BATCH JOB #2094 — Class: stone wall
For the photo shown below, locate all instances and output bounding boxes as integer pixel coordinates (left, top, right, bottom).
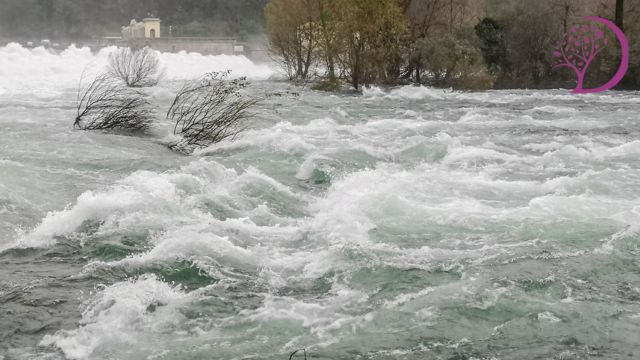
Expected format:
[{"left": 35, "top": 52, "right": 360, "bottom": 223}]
[{"left": 126, "top": 37, "right": 237, "bottom": 55}]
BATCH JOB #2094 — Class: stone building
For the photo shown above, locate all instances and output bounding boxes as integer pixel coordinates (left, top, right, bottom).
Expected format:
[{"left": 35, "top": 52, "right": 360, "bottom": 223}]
[{"left": 122, "top": 18, "right": 160, "bottom": 40}]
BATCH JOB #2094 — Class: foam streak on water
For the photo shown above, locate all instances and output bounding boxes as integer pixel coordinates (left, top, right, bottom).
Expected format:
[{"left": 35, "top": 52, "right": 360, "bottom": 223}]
[{"left": 1, "top": 44, "right": 640, "bottom": 359}]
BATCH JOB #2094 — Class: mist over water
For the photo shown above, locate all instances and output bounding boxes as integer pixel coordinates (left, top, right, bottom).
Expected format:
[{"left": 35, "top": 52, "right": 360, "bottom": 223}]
[
  {"left": 0, "top": 43, "right": 274, "bottom": 94},
  {"left": 1, "top": 44, "right": 640, "bottom": 359}
]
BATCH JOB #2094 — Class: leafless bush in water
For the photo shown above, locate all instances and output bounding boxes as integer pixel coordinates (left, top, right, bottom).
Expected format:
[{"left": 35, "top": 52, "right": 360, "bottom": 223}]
[
  {"left": 74, "top": 73, "right": 153, "bottom": 131},
  {"left": 107, "top": 47, "right": 162, "bottom": 87},
  {"left": 167, "top": 71, "right": 259, "bottom": 153}
]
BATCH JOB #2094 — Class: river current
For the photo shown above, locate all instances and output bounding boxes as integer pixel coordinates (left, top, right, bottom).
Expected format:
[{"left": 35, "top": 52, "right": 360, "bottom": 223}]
[{"left": 1, "top": 44, "right": 639, "bottom": 359}]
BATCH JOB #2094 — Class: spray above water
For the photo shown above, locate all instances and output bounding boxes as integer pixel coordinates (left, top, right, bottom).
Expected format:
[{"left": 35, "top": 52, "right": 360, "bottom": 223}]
[{"left": 0, "top": 43, "right": 275, "bottom": 94}]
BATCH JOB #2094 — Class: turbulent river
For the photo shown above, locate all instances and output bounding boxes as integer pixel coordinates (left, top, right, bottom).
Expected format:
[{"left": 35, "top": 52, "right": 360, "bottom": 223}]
[{"left": 1, "top": 44, "right": 640, "bottom": 359}]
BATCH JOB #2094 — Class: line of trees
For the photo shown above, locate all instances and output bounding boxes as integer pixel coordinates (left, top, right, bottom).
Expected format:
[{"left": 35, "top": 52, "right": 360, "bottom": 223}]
[{"left": 265, "top": 0, "right": 640, "bottom": 90}]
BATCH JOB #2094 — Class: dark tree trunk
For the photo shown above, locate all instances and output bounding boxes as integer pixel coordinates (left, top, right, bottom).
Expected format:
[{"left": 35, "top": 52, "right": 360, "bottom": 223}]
[
  {"left": 563, "top": 3, "right": 570, "bottom": 33},
  {"left": 615, "top": 0, "right": 624, "bottom": 31},
  {"left": 352, "top": 49, "right": 360, "bottom": 90},
  {"left": 614, "top": 0, "right": 625, "bottom": 88},
  {"left": 352, "top": 60, "right": 360, "bottom": 90}
]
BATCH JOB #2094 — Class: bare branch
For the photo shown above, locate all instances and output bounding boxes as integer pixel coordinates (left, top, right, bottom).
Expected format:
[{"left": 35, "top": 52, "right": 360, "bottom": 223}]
[
  {"left": 107, "top": 47, "right": 163, "bottom": 88},
  {"left": 167, "top": 71, "right": 259, "bottom": 153},
  {"left": 75, "top": 73, "right": 154, "bottom": 131}
]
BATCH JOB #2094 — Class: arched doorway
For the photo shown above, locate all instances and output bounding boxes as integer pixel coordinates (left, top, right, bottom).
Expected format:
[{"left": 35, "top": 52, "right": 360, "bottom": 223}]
[{"left": 150, "top": 29, "right": 156, "bottom": 38}]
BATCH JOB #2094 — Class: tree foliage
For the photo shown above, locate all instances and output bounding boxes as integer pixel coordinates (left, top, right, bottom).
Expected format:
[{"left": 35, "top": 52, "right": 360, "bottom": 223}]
[
  {"left": 264, "top": 0, "right": 320, "bottom": 80},
  {"left": 264, "top": 0, "right": 640, "bottom": 90},
  {"left": 415, "top": 32, "right": 493, "bottom": 89},
  {"left": 265, "top": 0, "right": 407, "bottom": 89},
  {"left": 333, "top": 0, "right": 408, "bottom": 89},
  {"left": 475, "top": 18, "right": 508, "bottom": 75}
]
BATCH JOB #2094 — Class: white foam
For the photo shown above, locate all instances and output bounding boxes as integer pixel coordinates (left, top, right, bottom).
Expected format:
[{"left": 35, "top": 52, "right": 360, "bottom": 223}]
[
  {"left": 527, "top": 105, "right": 578, "bottom": 114},
  {"left": 12, "top": 170, "right": 190, "bottom": 248},
  {"left": 537, "top": 311, "right": 562, "bottom": 323},
  {"left": 361, "top": 84, "right": 640, "bottom": 105},
  {"left": 363, "top": 85, "right": 446, "bottom": 100},
  {"left": 0, "top": 43, "right": 275, "bottom": 94},
  {"left": 239, "top": 287, "right": 369, "bottom": 338},
  {"left": 92, "top": 225, "right": 261, "bottom": 277},
  {"left": 11, "top": 159, "right": 302, "bottom": 250},
  {"left": 40, "top": 275, "right": 190, "bottom": 359}
]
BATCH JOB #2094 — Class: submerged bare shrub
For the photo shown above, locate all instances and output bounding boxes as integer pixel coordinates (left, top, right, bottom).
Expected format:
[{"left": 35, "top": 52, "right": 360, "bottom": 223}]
[
  {"left": 107, "top": 47, "right": 162, "bottom": 87},
  {"left": 167, "top": 71, "right": 258, "bottom": 153},
  {"left": 74, "top": 73, "right": 153, "bottom": 131}
]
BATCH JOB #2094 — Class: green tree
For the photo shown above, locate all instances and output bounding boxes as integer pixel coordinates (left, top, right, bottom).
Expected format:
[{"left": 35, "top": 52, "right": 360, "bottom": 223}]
[
  {"left": 474, "top": 18, "right": 508, "bottom": 75},
  {"left": 333, "top": 0, "right": 407, "bottom": 89},
  {"left": 264, "top": 0, "right": 320, "bottom": 80},
  {"left": 415, "top": 31, "right": 492, "bottom": 89},
  {"left": 316, "top": 0, "right": 341, "bottom": 80}
]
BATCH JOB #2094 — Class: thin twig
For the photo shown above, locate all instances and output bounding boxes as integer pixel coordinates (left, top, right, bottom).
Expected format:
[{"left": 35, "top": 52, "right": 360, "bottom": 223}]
[{"left": 289, "top": 349, "right": 307, "bottom": 360}]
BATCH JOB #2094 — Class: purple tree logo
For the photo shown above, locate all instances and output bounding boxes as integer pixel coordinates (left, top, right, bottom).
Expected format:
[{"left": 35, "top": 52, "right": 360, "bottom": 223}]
[{"left": 552, "top": 16, "right": 629, "bottom": 94}]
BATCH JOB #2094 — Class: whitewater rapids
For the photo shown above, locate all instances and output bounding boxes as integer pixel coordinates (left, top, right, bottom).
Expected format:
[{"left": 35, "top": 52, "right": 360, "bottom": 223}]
[{"left": 1, "top": 44, "right": 639, "bottom": 359}]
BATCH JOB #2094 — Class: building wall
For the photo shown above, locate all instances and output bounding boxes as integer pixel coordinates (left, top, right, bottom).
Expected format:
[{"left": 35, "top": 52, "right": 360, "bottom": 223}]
[
  {"left": 125, "top": 38, "right": 237, "bottom": 56},
  {"left": 122, "top": 21, "right": 145, "bottom": 40},
  {"left": 143, "top": 19, "right": 161, "bottom": 39}
]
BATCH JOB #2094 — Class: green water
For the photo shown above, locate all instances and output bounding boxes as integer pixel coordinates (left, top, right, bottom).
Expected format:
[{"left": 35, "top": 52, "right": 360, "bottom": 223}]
[{"left": 1, "top": 76, "right": 640, "bottom": 359}]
